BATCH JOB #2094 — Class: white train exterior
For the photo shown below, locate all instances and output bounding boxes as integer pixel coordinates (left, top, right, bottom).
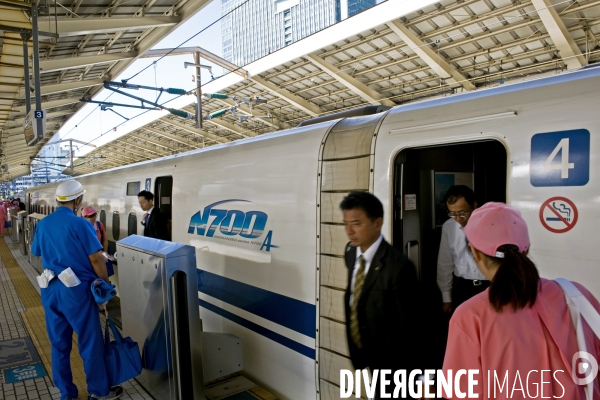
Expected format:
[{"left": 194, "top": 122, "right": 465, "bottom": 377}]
[{"left": 27, "top": 65, "right": 600, "bottom": 400}]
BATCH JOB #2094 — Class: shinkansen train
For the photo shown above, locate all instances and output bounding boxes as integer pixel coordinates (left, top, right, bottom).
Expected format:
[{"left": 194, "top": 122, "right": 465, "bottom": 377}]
[{"left": 27, "top": 65, "right": 600, "bottom": 399}]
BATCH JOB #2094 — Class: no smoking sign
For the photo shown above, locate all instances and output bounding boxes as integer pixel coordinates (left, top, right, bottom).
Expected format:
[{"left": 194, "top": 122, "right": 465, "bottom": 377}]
[{"left": 539, "top": 197, "right": 578, "bottom": 233}]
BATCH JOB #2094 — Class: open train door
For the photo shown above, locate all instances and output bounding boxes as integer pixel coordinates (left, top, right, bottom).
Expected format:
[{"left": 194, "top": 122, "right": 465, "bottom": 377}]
[
  {"left": 155, "top": 176, "right": 173, "bottom": 241},
  {"left": 392, "top": 139, "right": 507, "bottom": 369}
]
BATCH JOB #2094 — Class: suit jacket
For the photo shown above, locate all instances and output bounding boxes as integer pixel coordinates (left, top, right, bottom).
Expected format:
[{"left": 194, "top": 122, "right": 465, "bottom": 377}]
[
  {"left": 144, "top": 207, "right": 169, "bottom": 240},
  {"left": 344, "top": 238, "right": 420, "bottom": 372}
]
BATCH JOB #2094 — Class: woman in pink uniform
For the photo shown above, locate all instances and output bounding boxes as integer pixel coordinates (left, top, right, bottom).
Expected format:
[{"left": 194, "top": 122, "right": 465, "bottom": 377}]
[{"left": 443, "top": 202, "right": 600, "bottom": 399}]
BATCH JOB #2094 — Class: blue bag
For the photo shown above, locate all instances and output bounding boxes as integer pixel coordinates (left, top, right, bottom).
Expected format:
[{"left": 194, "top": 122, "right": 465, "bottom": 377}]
[{"left": 104, "top": 316, "right": 142, "bottom": 386}]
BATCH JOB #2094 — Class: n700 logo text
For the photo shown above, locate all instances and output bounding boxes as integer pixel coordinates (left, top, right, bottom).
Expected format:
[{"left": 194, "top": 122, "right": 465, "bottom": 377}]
[{"left": 188, "top": 199, "right": 277, "bottom": 251}]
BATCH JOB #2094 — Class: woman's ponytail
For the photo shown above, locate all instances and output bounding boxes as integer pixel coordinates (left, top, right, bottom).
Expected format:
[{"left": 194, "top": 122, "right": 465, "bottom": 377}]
[{"left": 488, "top": 244, "right": 540, "bottom": 312}]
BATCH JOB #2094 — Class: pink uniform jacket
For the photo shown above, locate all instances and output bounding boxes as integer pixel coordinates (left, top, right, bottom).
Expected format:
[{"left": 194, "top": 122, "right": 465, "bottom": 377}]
[{"left": 443, "top": 278, "right": 600, "bottom": 399}]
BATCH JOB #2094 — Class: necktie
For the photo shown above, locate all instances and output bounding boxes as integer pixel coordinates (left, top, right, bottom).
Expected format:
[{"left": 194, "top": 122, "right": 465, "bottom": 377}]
[
  {"left": 350, "top": 255, "right": 366, "bottom": 348},
  {"left": 143, "top": 213, "right": 149, "bottom": 226}
]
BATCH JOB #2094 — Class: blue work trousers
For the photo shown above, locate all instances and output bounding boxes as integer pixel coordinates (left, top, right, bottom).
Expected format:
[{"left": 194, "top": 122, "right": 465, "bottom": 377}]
[{"left": 41, "top": 278, "right": 109, "bottom": 399}]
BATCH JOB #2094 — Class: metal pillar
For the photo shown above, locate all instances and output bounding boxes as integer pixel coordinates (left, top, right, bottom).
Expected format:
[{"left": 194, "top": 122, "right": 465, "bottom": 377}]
[
  {"left": 194, "top": 52, "right": 202, "bottom": 129},
  {"left": 20, "top": 33, "right": 31, "bottom": 115},
  {"left": 32, "top": 4, "right": 43, "bottom": 140}
]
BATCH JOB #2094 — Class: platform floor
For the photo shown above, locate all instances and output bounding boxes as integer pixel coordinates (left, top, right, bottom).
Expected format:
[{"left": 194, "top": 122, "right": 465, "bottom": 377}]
[{"left": 0, "top": 235, "right": 152, "bottom": 400}]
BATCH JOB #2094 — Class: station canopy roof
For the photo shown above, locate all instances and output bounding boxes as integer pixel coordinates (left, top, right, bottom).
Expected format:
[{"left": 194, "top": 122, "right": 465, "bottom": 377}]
[{"left": 2, "top": 0, "right": 600, "bottom": 178}]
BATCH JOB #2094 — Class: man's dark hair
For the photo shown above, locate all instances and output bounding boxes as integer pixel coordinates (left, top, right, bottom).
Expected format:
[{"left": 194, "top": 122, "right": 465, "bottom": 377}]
[
  {"left": 444, "top": 185, "right": 476, "bottom": 207},
  {"left": 339, "top": 191, "right": 384, "bottom": 220},
  {"left": 137, "top": 190, "right": 154, "bottom": 201}
]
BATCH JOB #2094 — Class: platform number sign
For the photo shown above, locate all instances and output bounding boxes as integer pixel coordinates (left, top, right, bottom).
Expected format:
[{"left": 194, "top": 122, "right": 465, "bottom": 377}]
[
  {"left": 530, "top": 129, "right": 590, "bottom": 187},
  {"left": 34, "top": 110, "right": 44, "bottom": 119}
]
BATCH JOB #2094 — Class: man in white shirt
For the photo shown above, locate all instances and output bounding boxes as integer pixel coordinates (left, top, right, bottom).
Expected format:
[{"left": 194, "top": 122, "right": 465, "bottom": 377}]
[{"left": 437, "top": 185, "right": 489, "bottom": 315}]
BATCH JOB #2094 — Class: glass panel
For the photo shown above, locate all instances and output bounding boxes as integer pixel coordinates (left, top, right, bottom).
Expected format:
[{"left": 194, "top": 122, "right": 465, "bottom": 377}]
[{"left": 126, "top": 182, "right": 141, "bottom": 196}]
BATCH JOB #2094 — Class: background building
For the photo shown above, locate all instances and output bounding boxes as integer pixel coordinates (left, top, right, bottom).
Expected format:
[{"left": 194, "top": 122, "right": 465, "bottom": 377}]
[{"left": 222, "top": 0, "right": 376, "bottom": 66}]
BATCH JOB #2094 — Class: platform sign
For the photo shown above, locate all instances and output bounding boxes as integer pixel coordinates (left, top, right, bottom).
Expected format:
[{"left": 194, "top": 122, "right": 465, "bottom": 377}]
[
  {"left": 530, "top": 129, "right": 590, "bottom": 187},
  {"left": 539, "top": 197, "right": 578, "bottom": 233},
  {"left": 3, "top": 363, "right": 46, "bottom": 383}
]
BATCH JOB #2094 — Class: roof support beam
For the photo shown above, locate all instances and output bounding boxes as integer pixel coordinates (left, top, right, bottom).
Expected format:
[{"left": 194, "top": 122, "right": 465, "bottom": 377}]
[
  {"left": 106, "top": 145, "right": 148, "bottom": 161},
  {"left": 184, "top": 105, "right": 255, "bottom": 138},
  {"left": 93, "top": 151, "right": 135, "bottom": 164},
  {"left": 387, "top": 20, "right": 476, "bottom": 91},
  {"left": 530, "top": 0, "right": 586, "bottom": 69},
  {"left": 121, "top": 139, "right": 170, "bottom": 157},
  {"left": 39, "top": 52, "right": 137, "bottom": 73},
  {"left": 13, "top": 97, "right": 80, "bottom": 113},
  {"left": 5, "top": 110, "right": 72, "bottom": 128},
  {"left": 205, "top": 119, "right": 253, "bottom": 138},
  {"left": 129, "top": 133, "right": 178, "bottom": 151},
  {"left": 142, "top": 126, "right": 200, "bottom": 149},
  {"left": 305, "top": 53, "right": 396, "bottom": 107},
  {"left": 250, "top": 75, "right": 322, "bottom": 116},
  {"left": 215, "top": 98, "right": 285, "bottom": 130},
  {"left": 40, "top": 80, "right": 103, "bottom": 96},
  {"left": 162, "top": 118, "right": 229, "bottom": 144},
  {"left": 56, "top": 16, "right": 180, "bottom": 37}
]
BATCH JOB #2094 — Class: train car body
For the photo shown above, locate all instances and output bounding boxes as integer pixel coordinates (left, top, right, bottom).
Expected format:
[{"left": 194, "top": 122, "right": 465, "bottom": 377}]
[{"left": 28, "top": 65, "right": 600, "bottom": 400}]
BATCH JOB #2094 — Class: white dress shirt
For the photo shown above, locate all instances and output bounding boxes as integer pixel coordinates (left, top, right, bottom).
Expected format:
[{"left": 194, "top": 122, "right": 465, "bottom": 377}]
[
  {"left": 437, "top": 218, "right": 486, "bottom": 303},
  {"left": 349, "top": 235, "right": 383, "bottom": 306}
]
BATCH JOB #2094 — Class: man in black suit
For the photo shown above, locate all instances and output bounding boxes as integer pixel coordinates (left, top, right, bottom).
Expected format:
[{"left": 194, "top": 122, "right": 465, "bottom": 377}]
[
  {"left": 138, "top": 190, "right": 169, "bottom": 240},
  {"left": 341, "top": 191, "right": 420, "bottom": 398}
]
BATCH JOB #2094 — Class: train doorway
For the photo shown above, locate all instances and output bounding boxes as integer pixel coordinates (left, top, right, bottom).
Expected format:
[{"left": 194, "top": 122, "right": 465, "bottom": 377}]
[
  {"left": 155, "top": 176, "right": 173, "bottom": 241},
  {"left": 392, "top": 139, "right": 507, "bottom": 368}
]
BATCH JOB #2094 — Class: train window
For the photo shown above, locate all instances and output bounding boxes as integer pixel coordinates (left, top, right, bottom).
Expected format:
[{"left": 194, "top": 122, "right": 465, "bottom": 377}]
[
  {"left": 112, "top": 211, "right": 120, "bottom": 241},
  {"left": 126, "top": 182, "right": 141, "bottom": 196},
  {"left": 99, "top": 210, "right": 106, "bottom": 226},
  {"left": 128, "top": 212, "right": 137, "bottom": 236}
]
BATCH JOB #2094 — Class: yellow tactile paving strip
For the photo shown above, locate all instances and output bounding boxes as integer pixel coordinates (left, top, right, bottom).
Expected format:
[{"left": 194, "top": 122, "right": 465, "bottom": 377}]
[{"left": 0, "top": 239, "right": 89, "bottom": 399}]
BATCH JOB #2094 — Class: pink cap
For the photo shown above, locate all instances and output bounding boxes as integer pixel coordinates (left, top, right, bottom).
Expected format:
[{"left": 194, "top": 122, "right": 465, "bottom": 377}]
[
  {"left": 82, "top": 205, "right": 97, "bottom": 217},
  {"left": 463, "top": 202, "right": 530, "bottom": 258}
]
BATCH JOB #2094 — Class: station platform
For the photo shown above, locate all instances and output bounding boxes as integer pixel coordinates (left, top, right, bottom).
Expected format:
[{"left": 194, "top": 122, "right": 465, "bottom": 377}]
[{"left": 0, "top": 236, "right": 151, "bottom": 400}]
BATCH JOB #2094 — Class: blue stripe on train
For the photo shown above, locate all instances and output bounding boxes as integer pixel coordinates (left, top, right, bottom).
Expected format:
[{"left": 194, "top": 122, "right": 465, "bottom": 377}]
[
  {"left": 197, "top": 270, "right": 316, "bottom": 338},
  {"left": 199, "top": 299, "right": 316, "bottom": 359}
]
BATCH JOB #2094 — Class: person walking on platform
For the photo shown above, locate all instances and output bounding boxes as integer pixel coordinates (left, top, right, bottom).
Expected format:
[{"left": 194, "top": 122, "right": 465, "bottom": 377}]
[
  {"left": 340, "top": 191, "right": 421, "bottom": 398},
  {"left": 137, "top": 190, "right": 169, "bottom": 240},
  {"left": 31, "top": 180, "right": 122, "bottom": 400},
  {"left": 437, "top": 185, "right": 489, "bottom": 315},
  {"left": 443, "top": 202, "right": 600, "bottom": 399}
]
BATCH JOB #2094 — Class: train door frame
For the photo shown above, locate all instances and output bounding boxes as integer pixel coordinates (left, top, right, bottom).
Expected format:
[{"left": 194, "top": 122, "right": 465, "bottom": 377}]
[
  {"left": 154, "top": 176, "right": 173, "bottom": 241},
  {"left": 390, "top": 138, "right": 508, "bottom": 369}
]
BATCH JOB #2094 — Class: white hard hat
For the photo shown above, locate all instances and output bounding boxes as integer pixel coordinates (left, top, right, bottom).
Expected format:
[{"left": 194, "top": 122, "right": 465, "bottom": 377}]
[{"left": 56, "top": 180, "right": 85, "bottom": 202}]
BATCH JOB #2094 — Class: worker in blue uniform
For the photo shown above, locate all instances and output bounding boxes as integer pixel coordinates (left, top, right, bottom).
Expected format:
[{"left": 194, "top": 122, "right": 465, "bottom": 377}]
[{"left": 31, "top": 180, "right": 123, "bottom": 400}]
